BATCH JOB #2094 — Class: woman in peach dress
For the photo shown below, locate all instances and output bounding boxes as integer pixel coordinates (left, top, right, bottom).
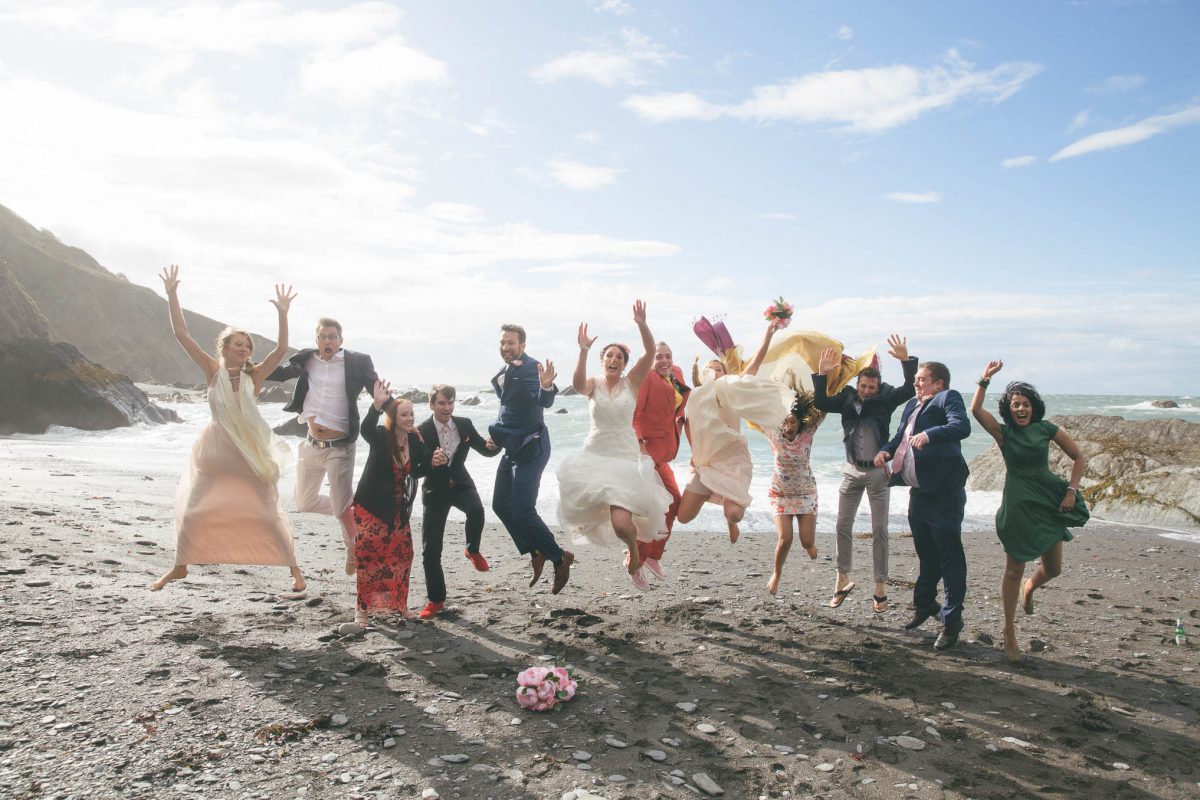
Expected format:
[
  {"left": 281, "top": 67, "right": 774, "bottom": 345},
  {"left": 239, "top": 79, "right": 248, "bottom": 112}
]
[{"left": 150, "top": 264, "right": 304, "bottom": 592}]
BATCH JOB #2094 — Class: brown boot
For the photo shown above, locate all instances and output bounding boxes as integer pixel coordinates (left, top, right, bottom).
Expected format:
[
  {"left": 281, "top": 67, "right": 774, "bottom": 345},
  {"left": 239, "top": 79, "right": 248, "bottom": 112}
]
[
  {"left": 551, "top": 551, "right": 575, "bottom": 595},
  {"left": 529, "top": 551, "right": 546, "bottom": 588}
]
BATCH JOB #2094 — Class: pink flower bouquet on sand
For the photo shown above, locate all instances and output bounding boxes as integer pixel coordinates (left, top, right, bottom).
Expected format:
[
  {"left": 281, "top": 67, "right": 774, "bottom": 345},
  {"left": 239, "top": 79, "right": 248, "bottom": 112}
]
[
  {"left": 763, "top": 296, "right": 794, "bottom": 328},
  {"left": 515, "top": 666, "right": 578, "bottom": 712}
]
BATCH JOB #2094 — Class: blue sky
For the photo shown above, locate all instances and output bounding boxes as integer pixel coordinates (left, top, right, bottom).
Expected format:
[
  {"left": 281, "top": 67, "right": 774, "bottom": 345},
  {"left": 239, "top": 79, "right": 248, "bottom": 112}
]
[{"left": 1, "top": 1, "right": 1197, "bottom": 393}]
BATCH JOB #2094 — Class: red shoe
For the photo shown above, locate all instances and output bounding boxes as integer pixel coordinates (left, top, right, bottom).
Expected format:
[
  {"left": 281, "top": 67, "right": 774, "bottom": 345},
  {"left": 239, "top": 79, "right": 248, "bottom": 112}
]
[
  {"left": 418, "top": 601, "right": 444, "bottom": 620},
  {"left": 465, "top": 549, "right": 490, "bottom": 572}
]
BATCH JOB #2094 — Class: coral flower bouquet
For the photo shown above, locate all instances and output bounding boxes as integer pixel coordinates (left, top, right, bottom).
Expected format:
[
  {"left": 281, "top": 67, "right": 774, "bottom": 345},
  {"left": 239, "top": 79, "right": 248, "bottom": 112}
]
[
  {"left": 763, "top": 296, "right": 794, "bottom": 328},
  {"left": 515, "top": 665, "right": 578, "bottom": 712}
]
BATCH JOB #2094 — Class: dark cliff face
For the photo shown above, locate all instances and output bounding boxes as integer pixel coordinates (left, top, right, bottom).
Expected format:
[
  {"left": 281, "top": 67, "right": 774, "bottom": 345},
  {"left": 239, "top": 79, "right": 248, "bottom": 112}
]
[
  {"left": 0, "top": 338, "right": 180, "bottom": 435},
  {"left": 969, "top": 414, "right": 1200, "bottom": 529},
  {"left": 0, "top": 202, "right": 286, "bottom": 385}
]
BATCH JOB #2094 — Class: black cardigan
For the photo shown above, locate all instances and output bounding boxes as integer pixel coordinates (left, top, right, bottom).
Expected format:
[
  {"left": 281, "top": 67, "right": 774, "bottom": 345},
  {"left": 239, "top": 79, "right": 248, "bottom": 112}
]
[{"left": 352, "top": 400, "right": 433, "bottom": 529}]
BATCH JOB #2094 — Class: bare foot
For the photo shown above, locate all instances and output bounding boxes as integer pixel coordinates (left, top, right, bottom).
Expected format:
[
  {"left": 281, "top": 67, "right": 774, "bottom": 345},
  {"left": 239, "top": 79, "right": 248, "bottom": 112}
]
[
  {"left": 149, "top": 565, "right": 187, "bottom": 591},
  {"left": 354, "top": 610, "right": 369, "bottom": 627},
  {"left": 767, "top": 572, "right": 781, "bottom": 595},
  {"left": 399, "top": 609, "right": 417, "bottom": 621},
  {"left": 290, "top": 568, "right": 306, "bottom": 592},
  {"left": 1003, "top": 626, "right": 1022, "bottom": 664},
  {"left": 1021, "top": 579, "right": 1035, "bottom": 615},
  {"left": 728, "top": 521, "right": 740, "bottom": 544}
]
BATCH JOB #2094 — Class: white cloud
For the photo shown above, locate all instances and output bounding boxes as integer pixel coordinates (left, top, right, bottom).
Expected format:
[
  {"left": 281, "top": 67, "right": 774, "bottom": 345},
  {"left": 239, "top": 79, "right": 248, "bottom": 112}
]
[
  {"left": 590, "top": 0, "right": 633, "bottom": 15},
  {"left": 836, "top": 25, "right": 854, "bottom": 41},
  {"left": 624, "top": 50, "right": 1042, "bottom": 131},
  {"left": 885, "top": 191, "right": 941, "bottom": 204},
  {"left": 1051, "top": 105, "right": 1200, "bottom": 161},
  {"left": 526, "top": 261, "right": 636, "bottom": 275},
  {"left": 575, "top": 130, "right": 603, "bottom": 144},
  {"left": 547, "top": 158, "right": 625, "bottom": 190},
  {"left": 298, "top": 36, "right": 448, "bottom": 104},
  {"left": 530, "top": 27, "right": 671, "bottom": 87},
  {"left": 1086, "top": 74, "right": 1146, "bottom": 94},
  {"left": 423, "top": 202, "right": 486, "bottom": 224},
  {"left": 1067, "top": 109, "right": 1090, "bottom": 132},
  {"left": 760, "top": 212, "right": 796, "bottom": 220},
  {"left": 1001, "top": 155, "right": 1036, "bottom": 168}
]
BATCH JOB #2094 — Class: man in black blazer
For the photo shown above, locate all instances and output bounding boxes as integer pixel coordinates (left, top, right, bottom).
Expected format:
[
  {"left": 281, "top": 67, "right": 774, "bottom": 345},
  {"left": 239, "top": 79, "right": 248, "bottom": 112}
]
[
  {"left": 415, "top": 384, "right": 500, "bottom": 619},
  {"left": 875, "top": 361, "right": 972, "bottom": 650},
  {"left": 813, "top": 335, "right": 916, "bottom": 612},
  {"left": 267, "top": 317, "right": 378, "bottom": 575}
]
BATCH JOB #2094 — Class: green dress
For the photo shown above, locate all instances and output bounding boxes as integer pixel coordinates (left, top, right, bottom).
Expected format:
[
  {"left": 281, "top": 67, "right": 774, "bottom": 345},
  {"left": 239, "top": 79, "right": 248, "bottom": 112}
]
[{"left": 995, "top": 420, "right": 1089, "bottom": 562}]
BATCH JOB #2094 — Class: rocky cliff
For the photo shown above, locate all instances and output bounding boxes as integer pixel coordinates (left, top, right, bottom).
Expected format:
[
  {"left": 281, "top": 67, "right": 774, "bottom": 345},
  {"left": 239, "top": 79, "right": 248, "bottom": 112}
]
[
  {"left": 0, "top": 203, "right": 282, "bottom": 385},
  {"left": 968, "top": 414, "right": 1200, "bottom": 530},
  {"left": 0, "top": 338, "right": 181, "bottom": 435}
]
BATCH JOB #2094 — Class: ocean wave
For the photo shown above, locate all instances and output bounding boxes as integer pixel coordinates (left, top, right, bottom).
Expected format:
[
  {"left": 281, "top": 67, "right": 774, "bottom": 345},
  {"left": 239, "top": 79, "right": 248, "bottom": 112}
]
[{"left": 1108, "top": 400, "right": 1200, "bottom": 413}]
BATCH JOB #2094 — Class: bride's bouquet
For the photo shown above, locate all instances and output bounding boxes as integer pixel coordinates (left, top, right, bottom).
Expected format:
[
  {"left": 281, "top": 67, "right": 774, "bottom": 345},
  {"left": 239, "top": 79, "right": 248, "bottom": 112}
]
[
  {"left": 763, "top": 296, "right": 794, "bottom": 328},
  {"left": 515, "top": 665, "right": 578, "bottom": 712}
]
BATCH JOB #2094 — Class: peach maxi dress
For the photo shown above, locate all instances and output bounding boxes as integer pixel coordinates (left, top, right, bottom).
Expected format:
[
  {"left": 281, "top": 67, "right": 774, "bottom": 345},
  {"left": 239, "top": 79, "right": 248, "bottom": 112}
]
[{"left": 173, "top": 368, "right": 297, "bottom": 567}]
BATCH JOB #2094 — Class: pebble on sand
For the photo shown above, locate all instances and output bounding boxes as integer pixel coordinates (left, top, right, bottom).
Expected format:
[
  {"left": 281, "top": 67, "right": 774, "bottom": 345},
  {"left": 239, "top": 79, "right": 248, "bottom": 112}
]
[{"left": 691, "top": 772, "right": 725, "bottom": 796}]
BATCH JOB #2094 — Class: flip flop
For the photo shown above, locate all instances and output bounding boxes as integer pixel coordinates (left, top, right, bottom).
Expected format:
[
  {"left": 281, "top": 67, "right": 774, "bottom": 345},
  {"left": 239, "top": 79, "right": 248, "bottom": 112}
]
[
  {"left": 872, "top": 594, "right": 889, "bottom": 613},
  {"left": 828, "top": 582, "right": 855, "bottom": 608}
]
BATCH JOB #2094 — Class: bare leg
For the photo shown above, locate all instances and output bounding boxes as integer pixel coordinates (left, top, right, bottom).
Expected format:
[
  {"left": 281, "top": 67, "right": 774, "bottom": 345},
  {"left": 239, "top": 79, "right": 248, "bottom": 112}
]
[
  {"left": 723, "top": 499, "right": 744, "bottom": 543},
  {"left": 149, "top": 564, "right": 187, "bottom": 591},
  {"left": 676, "top": 488, "right": 711, "bottom": 525},
  {"left": 768, "top": 515, "right": 794, "bottom": 594},
  {"left": 796, "top": 513, "right": 817, "bottom": 559},
  {"left": 1023, "top": 541, "right": 1063, "bottom": 614},
  {"left": 289, "top": 566, "right": 306, "bottom": 592},
  {"left": 1002, "top": 554, "right": 1026, "bottom": 663},
  {"left": 610, "top": 506, "right": 641, "bottom": 574}
]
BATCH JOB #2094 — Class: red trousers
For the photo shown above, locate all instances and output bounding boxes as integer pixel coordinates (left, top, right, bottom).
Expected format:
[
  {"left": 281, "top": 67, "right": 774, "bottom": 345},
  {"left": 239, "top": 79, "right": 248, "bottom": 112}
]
[{"left": 638, "top": 460, "right": 681, "bottom": 561}]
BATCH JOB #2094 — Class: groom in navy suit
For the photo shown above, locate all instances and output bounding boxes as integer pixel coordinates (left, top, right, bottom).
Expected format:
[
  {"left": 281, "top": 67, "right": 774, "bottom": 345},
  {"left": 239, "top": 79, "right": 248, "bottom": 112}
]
[
  {"left": 489, "top": 323, "right": 573, "bottom": 594},
  {"left": 875, "top": 361, "right": 971, "bottom": 650}
]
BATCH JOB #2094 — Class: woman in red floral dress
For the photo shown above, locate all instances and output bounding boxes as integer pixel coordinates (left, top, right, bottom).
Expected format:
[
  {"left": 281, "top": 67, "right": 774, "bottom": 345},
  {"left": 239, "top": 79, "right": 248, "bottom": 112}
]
[{"left": 350, "top": 380, "right": 445, "bottom": 626}]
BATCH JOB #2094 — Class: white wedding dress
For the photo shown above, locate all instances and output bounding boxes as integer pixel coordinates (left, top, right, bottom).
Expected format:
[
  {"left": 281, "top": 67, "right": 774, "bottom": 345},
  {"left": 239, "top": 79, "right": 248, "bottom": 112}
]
[{"left": 556, "top": 377, "right": 672, "bottom": 546}]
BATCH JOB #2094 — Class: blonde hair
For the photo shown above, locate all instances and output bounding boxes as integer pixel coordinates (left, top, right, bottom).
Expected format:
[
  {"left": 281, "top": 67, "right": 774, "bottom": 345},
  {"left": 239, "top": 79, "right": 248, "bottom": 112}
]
[{"left": 216, "top": 327, "right": 257, "bottom": 375}]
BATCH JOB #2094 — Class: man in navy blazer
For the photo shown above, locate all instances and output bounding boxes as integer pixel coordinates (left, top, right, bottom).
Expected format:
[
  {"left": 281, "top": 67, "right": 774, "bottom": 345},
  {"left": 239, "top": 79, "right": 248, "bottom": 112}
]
[
  {"left": 874, "top": 361, "right": 971, "bottom": 650},
  {"left": 488, "top": 323, "right": 574, "bottom": 593}
]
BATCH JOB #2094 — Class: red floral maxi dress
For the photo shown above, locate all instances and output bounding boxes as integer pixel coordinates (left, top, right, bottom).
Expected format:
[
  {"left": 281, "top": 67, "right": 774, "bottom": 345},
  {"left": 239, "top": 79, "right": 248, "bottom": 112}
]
[{"left": 352, "top": 458, "right": 415, "bottom": 614}]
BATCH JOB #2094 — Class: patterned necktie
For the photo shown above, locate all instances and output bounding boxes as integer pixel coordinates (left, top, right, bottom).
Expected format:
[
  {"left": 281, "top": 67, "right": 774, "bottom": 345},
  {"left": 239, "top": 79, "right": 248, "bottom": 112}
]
[{"left": 890, "top": 400, "right": 925, "bottom": 473}]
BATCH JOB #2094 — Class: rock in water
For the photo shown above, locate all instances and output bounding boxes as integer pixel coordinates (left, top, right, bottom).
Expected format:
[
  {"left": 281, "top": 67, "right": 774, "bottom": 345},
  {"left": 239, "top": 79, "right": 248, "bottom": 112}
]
[
  {"left": 0, "top": 338, "right": 179, "bottom": 434},
  {"left": 968, "top": 414, "right": 1200, "bottom": 529},
  {"left": 1151, "top": 399, "right": 1179, "bottom": 408}
]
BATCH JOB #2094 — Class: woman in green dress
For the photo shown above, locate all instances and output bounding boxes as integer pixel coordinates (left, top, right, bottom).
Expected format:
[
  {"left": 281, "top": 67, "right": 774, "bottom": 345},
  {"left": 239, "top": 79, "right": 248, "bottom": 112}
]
[{"left": 971, "top": 361, "right": 1089, "bottom": 664}]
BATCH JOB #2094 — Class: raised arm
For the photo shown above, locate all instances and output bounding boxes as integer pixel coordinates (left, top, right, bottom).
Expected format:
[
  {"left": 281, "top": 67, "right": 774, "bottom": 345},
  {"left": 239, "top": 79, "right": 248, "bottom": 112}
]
[
  {"left": 626, "top": 300, "right": 655, "bottom": 390},
  {"left": 573, "top": 323, "right": 597, "bottom": 396},
  {"left": 812, "top": 347, "right": 847, "bottom": 412},
  {"left": 741, "top": 320, "right": 779, "bottom": 377},
  {"left": 161, "top": 265, "right": 218, "bottom": 380},
  {"left": 970, "top": 360, "right": 1004, "bottom": 444},
  {"left": 1052, "top": 428, "right": 1087, "bottom": 512},
  {"left": 360, "top": 379, "right": 393, "bottom": 446},
  {"left": 253, "top": 284, "right": 296, "bottom": 391},
  {"left": 880, "top": 334, "right": 918, "bottom": 406}
]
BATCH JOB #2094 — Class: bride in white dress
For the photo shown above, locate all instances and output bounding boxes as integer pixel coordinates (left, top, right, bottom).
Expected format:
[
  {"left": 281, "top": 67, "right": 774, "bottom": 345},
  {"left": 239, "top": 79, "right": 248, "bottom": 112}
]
[{"left": 556, "top": 301, "right": 672, "bottom": 591}]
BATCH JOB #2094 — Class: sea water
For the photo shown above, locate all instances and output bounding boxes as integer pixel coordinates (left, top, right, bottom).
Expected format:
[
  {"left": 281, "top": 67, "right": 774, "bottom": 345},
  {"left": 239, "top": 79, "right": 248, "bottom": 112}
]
[{"left": 3, "top": 389, "right": 1197, "bottom": 542}]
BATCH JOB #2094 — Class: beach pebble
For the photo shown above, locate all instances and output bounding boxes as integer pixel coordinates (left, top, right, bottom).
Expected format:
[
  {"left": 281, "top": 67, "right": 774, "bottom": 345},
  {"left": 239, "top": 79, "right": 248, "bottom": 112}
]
[
  {"left": 895, "top": 736, "right": 926, "bottom": 750},
  {"left": 24, "top": 580, "right": 52, "bottom": 588},
  {"left": 643, "top": 749, "right": 667, "bottom": 762},
  {"left": 330, "top": 713, "right": 349, "bottom": 728},
  {"left": 421, "top": 789, "right": 440, "bottom": 800},
  {"left": 1030, "top": 639, "right": 1047, "bottom": 653},
  {"left": 861, "top": 778, "right": 876, "bottom": 785},
  {"left": 605, "top": 736, "right": 627, "bottom": 748},
  {"left": 676, "top": 701, "right": 698, "bottom": 712},
  {"left": 692, "top": 772, "right": 725, "bottom": 796},
  {"left": 815, "top": 763, "right": 835, "bottom": 772},
  {"left": 662, "top": 737, "right": 682, "bottom": 747},
  {"left": 608, "top": 774, "right": 626, "bottom": 782},
  {"left": 439, "top": 753, "right": 469, "bottom": 764},
  {"left": 975, "top": 632, "right": 994, "bottom": 646},
  {"left": 573, "top": 751, "right": 592, "bottom": 761},
  {"left": 562, "top": 790, "right": 608, "bottom": 800},
  {"left": 383, "top": 738, "right": 395, "bottom": 749},
  {"left": 336, "top": 623, "right": 364, "bottom": 637},
  {"left": 1001, "top": 736, "right": 1033, "bottom": 748},
  {"left": 1112, "top": 762, "right": 1130, "bottom": 770},
  {"left": 696, "top": 723, "right": 718, "bottom": 734}
]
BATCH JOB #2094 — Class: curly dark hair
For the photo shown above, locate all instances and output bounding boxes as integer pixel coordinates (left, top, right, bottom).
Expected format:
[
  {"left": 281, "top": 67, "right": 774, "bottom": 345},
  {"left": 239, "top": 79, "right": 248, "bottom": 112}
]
[
  {"left": 788, "top": 389, "right": 824, "bottom": 433},
  {"left": 999, "top": 381, "right": 1046, "bottom": 425}
]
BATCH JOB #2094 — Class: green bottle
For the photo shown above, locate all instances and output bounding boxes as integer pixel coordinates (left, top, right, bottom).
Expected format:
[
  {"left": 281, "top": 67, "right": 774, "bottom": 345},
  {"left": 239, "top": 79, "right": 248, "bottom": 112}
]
[{"left": 1175, "top": 619, "right": 1187, "bottom": 646}]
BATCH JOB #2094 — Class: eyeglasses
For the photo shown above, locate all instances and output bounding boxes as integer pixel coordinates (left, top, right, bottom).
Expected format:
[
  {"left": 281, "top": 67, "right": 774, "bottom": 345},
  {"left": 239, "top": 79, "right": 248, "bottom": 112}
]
[{"left": 317, "top": 334, "right": 341, "bottom": 341}]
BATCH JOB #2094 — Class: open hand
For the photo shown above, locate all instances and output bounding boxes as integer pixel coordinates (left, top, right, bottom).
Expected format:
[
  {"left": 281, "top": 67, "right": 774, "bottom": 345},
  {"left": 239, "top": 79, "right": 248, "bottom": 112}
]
[
  {"left": 983, "top": 359, "right": 1004, "bottom": 380},
  {"left": 632, "top": 300, "right": 647, "bottom": 327},
  {"left": 818, "top": 346, "right": 840, "bottom": 376},
  {"left": 160, "top": 264, "right": 181, "bottom": 295},
  {"left": 271, "top": 284, "right": 297, "bottom": 314},
  {"left": 538, "top": 360, "right": 557, "bottom": 389},
  {"left": 577, "top": 323, "right": 597, "bottom": 350},
  {"left": 372, "top": 379, "right": 392, "bottom": 409},
  {"left": 887, "top": 334, "right": 908, "bottom": 361}
]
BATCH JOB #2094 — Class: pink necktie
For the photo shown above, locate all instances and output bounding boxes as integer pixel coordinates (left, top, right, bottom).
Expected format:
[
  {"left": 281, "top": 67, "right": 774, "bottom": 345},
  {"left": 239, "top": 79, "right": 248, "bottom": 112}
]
[{"left": 890, "top": 401, "right": 924, "bottom": 473}]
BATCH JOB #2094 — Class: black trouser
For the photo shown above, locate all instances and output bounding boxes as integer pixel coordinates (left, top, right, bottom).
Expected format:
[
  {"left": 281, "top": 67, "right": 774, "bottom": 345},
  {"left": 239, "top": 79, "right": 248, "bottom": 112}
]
[{"left": 421, "top": 485, "right": 485, "bottom": 603}]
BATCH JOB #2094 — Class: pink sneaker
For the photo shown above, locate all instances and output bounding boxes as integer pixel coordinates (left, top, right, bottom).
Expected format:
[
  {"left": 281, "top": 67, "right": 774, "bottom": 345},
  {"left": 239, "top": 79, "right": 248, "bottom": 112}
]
[
  {"left": 630, "top": 568, "right": 651, "bottom": 592},
  {"left": 643, "top": 557, "right": 666, "bottom": 580}
]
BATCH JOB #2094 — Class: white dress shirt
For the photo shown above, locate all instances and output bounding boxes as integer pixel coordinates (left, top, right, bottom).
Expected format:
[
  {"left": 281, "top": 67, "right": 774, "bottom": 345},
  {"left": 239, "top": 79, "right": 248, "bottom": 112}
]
[
  {"left": 435, "top": 418, "right": 461, "bottom": 461},
  {"left": 299, "top": 350, "right": 349, "bottom": 433}
]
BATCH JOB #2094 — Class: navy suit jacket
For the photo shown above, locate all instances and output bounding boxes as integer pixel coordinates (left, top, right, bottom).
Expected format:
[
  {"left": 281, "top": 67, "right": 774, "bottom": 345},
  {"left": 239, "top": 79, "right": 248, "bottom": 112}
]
[
  {"left": 880, "top": 389, "right": 971, "bottom": 494},
  {"left": 488, "top": 357, "right": 558, "bottom": 457}
]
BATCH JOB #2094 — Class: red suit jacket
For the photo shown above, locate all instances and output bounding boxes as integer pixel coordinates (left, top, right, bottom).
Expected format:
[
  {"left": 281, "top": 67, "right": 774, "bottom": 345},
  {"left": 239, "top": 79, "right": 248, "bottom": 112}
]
[{"left": 632, "top": 366, "right": 690, "bottom": 464}]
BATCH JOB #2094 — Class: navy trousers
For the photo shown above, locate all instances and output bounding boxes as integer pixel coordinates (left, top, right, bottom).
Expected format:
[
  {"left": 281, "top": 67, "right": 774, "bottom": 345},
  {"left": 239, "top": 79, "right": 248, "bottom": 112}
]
[
  {"left": 908, "top": 486, "right": 967, "bottom": 625},
  {"left": 492, "top": 438, "right": 563, "bottom": 565}
]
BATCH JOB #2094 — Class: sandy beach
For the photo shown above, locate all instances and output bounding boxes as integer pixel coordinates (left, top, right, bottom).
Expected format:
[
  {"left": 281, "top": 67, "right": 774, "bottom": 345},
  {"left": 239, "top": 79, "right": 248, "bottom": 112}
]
[{"left": 2, "top": 446, "right": 1199, "bottom": 800}]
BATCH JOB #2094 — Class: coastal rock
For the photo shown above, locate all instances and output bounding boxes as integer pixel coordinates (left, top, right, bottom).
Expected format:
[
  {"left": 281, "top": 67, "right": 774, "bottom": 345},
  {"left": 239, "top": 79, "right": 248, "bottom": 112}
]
[
  {"left": 273, "top": 417, "right": 308, "bottom": 438},
  {"left": 398, "top": 388, "right": 430, "bottom": 404},
  {"left": 460, "top": 395, "right": 481, "bottom": 406},
  {"left": 0, "top": 338, "right": 180, "bottom": 435},
  {"left": 968, "top": 414, "right": 1200, "bottom": 529},
  {"left": 1150, "top": 399, "right": 1179, "bottom": 408},
  {"left": 256, "top": 382, "right": 293, "bottom": 404},
  {"left": 560, "top": 386, "right": 579, "bottom": 397}
]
